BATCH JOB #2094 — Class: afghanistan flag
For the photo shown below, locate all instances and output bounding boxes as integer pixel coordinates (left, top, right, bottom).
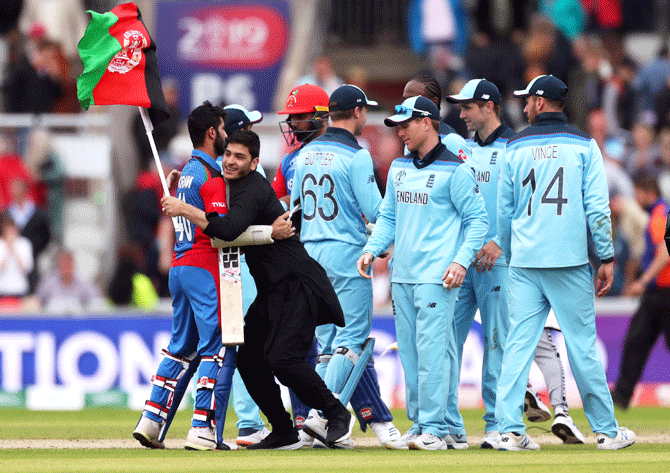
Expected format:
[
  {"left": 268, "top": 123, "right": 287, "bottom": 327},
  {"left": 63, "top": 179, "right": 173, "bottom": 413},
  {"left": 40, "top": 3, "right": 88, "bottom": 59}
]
[{"left": 77, "top": 2, "right": 168, "bottom": 125}]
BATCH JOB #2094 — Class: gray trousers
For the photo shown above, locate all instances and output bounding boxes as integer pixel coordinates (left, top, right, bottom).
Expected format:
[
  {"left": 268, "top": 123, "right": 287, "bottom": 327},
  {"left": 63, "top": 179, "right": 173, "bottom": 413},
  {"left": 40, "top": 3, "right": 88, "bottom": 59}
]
[{"left": 533, "top": 328, "right": 568, "bottom": 411}]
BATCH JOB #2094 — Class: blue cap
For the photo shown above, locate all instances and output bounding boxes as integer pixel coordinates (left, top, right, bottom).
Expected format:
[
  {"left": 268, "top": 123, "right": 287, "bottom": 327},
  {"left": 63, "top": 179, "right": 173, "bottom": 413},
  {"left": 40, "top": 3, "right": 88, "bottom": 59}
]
[
  {"left": 328, "top": 84, "right": 378, "bottom": 112},
  {"left": 384, "top": 96, "right": 440, "bottom": 126},
  {"left": 446, "top": 78, "right": 501, "bottom": 104},
  {"left": 514, "top": 75, "right": 568, "bottom": 101}
]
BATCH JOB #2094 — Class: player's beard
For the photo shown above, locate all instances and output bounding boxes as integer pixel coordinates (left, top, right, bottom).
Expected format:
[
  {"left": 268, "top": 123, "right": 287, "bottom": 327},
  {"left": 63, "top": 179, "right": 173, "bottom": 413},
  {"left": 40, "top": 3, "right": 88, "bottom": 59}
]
[{"left": 214, "top": 130, "right": 227, "bottom": 156}]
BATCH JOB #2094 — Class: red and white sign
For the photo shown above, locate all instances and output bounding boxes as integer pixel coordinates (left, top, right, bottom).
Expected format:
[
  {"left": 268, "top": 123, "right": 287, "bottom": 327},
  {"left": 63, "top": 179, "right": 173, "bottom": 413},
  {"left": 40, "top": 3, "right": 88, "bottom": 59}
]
[{"left": 176, "top": 5, "right": 288, "bottom": 69}]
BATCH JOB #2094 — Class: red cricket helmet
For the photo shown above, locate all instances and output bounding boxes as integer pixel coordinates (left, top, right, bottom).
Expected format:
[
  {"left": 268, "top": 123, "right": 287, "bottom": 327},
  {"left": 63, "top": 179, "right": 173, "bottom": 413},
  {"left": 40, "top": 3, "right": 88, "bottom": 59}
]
[{"left": 278, "top": 84, "right": 330, "bottom": 115}]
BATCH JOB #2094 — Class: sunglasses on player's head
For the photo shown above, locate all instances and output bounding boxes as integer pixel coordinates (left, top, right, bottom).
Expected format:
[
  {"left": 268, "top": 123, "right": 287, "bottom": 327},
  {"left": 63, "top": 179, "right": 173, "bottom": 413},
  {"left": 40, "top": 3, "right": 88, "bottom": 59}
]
[{"left": 395, "top": 105, "right": 431, "bottom": 117}]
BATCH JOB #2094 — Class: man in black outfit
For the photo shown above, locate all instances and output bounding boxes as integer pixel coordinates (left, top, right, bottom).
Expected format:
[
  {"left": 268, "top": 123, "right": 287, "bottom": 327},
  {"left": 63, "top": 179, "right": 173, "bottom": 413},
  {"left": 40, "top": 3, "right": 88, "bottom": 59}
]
[{"left": 161, "top": 130, "right": 354, "bottom": 449}]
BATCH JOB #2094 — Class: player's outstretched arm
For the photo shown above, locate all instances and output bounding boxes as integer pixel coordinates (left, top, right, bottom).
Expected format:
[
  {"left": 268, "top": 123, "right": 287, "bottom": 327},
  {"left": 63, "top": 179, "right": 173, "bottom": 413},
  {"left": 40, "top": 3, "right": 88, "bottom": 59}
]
[
  {"left": 161, "top": 195, "right": 208, "bottom": 228},
  {"left": 357, "top": 252, "right": 374, "bottom": 279}
]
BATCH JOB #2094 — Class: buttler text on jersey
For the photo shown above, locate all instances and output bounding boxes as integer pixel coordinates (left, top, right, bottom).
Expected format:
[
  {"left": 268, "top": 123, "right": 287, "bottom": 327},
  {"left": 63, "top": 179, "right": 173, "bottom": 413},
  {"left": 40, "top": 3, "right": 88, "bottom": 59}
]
[{"left": 304, "top": 151, "right": 334, "bottom": 166}]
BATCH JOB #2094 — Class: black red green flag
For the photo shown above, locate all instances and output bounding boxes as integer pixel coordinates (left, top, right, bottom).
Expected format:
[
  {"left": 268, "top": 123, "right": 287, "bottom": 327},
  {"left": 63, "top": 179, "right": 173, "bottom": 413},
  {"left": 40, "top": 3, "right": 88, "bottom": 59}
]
[{"left": 77, "top": 2, "right": 168, "bottom": 125}]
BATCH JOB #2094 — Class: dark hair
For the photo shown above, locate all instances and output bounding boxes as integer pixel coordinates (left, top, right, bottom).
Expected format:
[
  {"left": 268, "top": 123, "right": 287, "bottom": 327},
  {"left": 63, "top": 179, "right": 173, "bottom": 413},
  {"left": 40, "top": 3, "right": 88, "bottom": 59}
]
[
  {"left": 543, "top": 97, "right": 565, "bottom": 110},
  {"left": 411, "top": 75, "right": 442, "bottom": 110},
  {"left": 227, "top": 130, "right": 260, "bottom": 159},
  {"left": 633, "top": 171, "right": 660, "bottom": 196},
  {"left": 329, "top": 108, "right": 355, "bottom": 121},
  {"left": 187, "top": 100, "right": 226, "bottom": 148}
]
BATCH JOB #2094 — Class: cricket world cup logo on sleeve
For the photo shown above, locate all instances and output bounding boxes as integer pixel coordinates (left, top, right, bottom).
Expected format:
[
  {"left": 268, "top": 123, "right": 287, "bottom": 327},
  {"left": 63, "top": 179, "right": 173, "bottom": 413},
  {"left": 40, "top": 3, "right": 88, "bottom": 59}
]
[{"left": 107, "top": 30, "right": 148, "bottom": 74}]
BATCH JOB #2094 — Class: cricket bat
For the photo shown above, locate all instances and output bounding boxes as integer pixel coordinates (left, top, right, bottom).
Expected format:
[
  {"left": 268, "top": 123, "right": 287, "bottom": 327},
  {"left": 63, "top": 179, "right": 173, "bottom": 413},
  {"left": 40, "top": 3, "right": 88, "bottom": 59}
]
[{"left": 218, "top": 246, "right": 244, "bottom": 346}]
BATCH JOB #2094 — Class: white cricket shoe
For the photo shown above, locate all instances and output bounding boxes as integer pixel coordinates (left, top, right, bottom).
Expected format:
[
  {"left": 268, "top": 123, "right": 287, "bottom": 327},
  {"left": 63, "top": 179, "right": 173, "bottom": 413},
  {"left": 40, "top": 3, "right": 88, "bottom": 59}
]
[
  {"left": 385, "top": 431, "right": 418, "bottom": 450},
  {"left": 185, "top": 426, "right": 218, "bottom": 450},
  {"left": 236, "top": 427, "right": 270, "bottom": 446},
  {"left": 524, "top": 386, "right": 552, "bottom": 422},
  {"left": 596, "top": 427, "right": 636, "bottom": 450},
  {"left": 370, "top": 421, "right": 401, "bottom": 446},
  {"left": 302, "top": 409, "right": 327, "bottom": 444},
  {"left": 497, "top": 432, "right": 540, "bottom": 451},
  {"left": 552, "top": 414, "right": 585, "bottom": 444},
  {"left": 299, "top": 428, "right": 314, "bottom": 447},
  {"left": 409, "top": 432, "right": 447, "bottom": 451},
  {"left": 132, "top": 415, "right": 165, "bottom": 449},
  {"left": 445, "top": 433, "right": 469, "bottom": 449},
  {"left": 480, "top": 431, "right": 501, "bottom": 449}
]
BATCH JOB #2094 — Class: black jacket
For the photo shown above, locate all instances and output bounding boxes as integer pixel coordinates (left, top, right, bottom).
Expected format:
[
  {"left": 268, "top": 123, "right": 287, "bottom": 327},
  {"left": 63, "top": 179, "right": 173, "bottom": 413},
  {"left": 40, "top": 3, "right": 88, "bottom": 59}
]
[{"left": 203, "top": 171, "right": 344, "bottom": 327}]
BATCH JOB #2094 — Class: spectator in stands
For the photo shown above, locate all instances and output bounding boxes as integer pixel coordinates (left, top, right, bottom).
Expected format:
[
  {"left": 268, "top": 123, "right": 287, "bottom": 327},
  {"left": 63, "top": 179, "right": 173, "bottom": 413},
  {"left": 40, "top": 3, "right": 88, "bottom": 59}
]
[
  {"left": 655, "top": 75, "right": 670, "bottom": 132},
  {"left": 625, "top": 117, "right": 662, "bottom": 176},
  {"left": 7, "top": 178, "right": 50, "bottom": 293},
  {"left": 132, "top": 78, "right": 182, "bottom": 171},
  {"left": 296, "top": 55, "right": 343, "bottom": 95},
  {"left": 1, "top": 37, "right": 64, "bottom": 114},
  {"left": 587, "top": 109, "right": 633, "bottom": 198},
  {"left": 612, "top": 173, "right": 670, "bottom": 409},
  {"left": 567, "top": 34, "right": 610, "bottom": 130},
  {"left": 657, "top": 128, "right": 670, "bottom": 201},
  {"left": 0, "top": 134, "right": 44, "bottom": 209},
  {"left": 602, "top": 57, "right": 638, "bottom": 133},
  {"left": 0, "top": 212, "right": 33, "bottom": 299},
  {"left": 18, "top": 0, "right": 88, "bottom": 63},
  {"left": 634, "top": 45, "right": 670, "bottom": 113},
  {"left": 23, "top": 128, "right": 65, "bottom": 239},
  {"left": 30, "top": 248, "right": 102, "bottom": 312},
  {"left": 108, "top": 243, "right": 159, "bottom": 310}
]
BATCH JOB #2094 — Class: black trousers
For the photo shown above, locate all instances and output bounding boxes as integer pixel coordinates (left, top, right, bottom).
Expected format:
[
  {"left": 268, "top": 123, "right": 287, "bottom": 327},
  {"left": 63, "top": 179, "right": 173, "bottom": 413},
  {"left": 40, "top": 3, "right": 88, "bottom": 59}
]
[
  {"left": 613, "top": 287, "right": 670, "bottom": 406},
  {"left": 236, "top": 275, "right": 345, "bottom": 435}
]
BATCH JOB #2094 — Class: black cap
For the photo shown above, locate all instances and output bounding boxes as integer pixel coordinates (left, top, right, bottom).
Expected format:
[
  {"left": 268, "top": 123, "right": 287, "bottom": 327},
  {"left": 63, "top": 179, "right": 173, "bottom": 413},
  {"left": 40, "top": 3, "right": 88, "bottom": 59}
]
[
  {"left": 513, "top": 75, "right": 568, "bottom": 101},
  {"left": 328, "top": 84, "right": 378, "bottom": 112},
  {"left": 446, "top": 79, "right": 502, "bottom": 104},
  {"left": 223, "top": 105, "right": 263, "bottom": 136},
  {"left": 384, "top": 96, "right": 440, "bottom": 126}
]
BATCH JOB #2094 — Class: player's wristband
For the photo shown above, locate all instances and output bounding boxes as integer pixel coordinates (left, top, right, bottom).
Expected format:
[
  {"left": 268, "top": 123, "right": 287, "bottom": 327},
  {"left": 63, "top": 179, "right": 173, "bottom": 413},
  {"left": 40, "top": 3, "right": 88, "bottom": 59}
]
[{"left": 600, "top": 257, "right": 614, "bottom": 264}]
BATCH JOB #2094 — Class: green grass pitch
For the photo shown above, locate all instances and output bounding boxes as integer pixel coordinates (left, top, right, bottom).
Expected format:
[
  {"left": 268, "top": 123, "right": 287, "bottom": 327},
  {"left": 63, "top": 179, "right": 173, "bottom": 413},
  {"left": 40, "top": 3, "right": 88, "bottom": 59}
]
[{"left": 0, "top": 407, "right": 668, "bottom": 472}]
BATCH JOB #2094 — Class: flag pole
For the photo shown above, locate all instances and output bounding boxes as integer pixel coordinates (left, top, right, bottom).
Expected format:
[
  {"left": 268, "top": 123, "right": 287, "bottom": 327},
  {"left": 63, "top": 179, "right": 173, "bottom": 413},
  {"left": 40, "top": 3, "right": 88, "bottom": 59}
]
[
  {"left": 138, "top": 106, "right": 182, "bottom": 232},
  {"left": 138, "top": 106, "right": 170, "bottom": 196}
]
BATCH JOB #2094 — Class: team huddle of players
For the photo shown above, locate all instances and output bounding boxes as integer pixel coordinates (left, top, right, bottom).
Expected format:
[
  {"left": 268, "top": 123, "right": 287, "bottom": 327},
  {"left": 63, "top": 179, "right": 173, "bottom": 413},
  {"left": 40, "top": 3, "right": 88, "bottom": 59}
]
[{"left": 132, "top": 73, "right": 636, "bottom": 452}]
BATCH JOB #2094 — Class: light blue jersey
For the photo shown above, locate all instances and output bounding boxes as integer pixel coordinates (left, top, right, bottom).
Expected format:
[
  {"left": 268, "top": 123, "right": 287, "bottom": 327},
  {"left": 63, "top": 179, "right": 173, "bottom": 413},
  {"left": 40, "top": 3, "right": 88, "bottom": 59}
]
[
  {"left": 404, "top": 122, "right": 472, "bottom": 161},
  {"left": 291, "top": 127, "right": 382, "bottom": 247},
  {"left": 465, "top": 125, "right": 515, "bottom": 266},
  {"left": 364, "top": 144, "right": 489, "bottom": 283},
  {"left": 498, "top": 113, "right": 613, "bottom": 268}
]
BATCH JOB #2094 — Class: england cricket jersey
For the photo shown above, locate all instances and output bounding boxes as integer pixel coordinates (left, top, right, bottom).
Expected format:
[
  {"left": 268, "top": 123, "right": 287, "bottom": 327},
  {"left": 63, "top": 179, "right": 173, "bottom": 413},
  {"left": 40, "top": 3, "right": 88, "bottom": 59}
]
[
  {"left": 466, "top": 124, "right": 515, "bottom": 266},
  {"left": 291, "top": 127, "right": 382, "bottom": 247},
  {"left": 498, "top": 112, "right": 613, "bottom": 268},
  {"left": 404, "top": 121, "right": 472, "bottom": 161},
  {"left": 364, "top": 142, "right": 488, "bottom": 284}
]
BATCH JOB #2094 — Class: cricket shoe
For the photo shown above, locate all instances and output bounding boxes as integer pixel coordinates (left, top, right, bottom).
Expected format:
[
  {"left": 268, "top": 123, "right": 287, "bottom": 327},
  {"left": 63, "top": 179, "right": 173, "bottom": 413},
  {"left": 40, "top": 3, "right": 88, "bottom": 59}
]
[
  {"left": 445, "top": 433, "right": 469, "bottom": 450},
  {"left": 408, "top": 433, "right": 447, "bottom": 451},
  {"left": 497, "top": 432, "right": 540, "bottom": 451},
  {"left": 236, "top": 427, "right": 270, "bottom": 446},
  {"left": 596, "top": 427, "right": 635, "bottom": 450},
  {"left": 524, "top": 386, "right": 552, "bottom": 422},
  {"left": 325, "top": 410, "right": 355, "bottom": 448},
  {"left": 302, "top": 409, "right": 328, "bottom": 444},
  {"left": 185, "top": 426, "right": 218, "bottom": 450},
  {"left": 132, "top": 415, "right": 165, "bottom": 449},
  {"left": 298, "top": 428, "right": 314, "bottom": 447},
  {"left": 480, "top": 431, "right": 501, "bottom": 449},
  {"left": 385, "top": 431, "right": 419, "bottom": 450},
  {"left": 246, "top": 428, "right": 303, "bottom": 450},
  {"left": 370, "top": 421, "right": 401, "bottom": 446},
  {"left": 551, "top": 412, "right": 585, "bottom": 444}
]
